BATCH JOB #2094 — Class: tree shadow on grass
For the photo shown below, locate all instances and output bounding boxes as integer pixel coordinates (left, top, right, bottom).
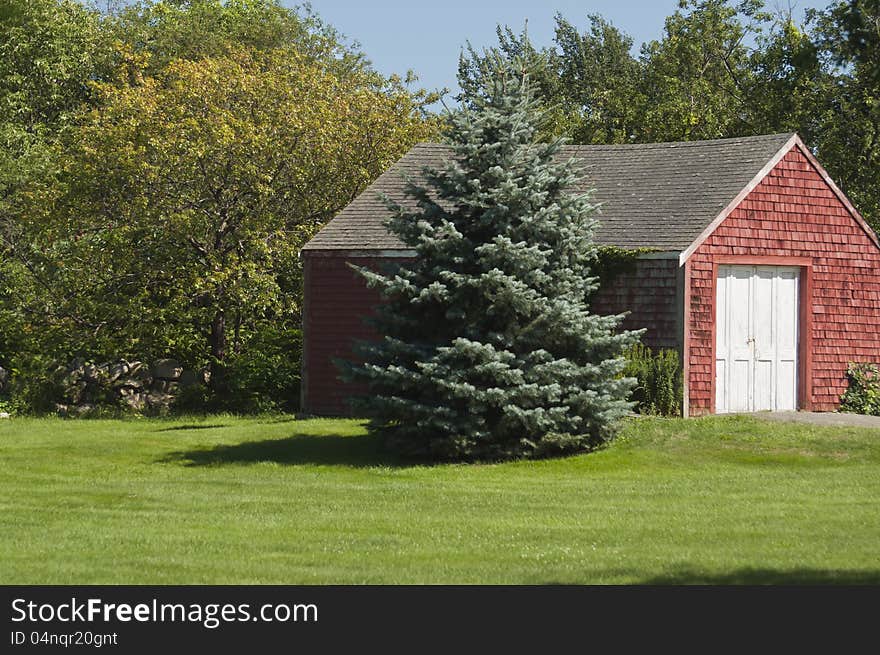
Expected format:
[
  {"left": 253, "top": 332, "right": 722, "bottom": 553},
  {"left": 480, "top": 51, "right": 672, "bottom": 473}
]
[
  {"left": 156, "top": 424, "right": 229, "bottom": 432},
  {"left": 161, "top": 431, "right": 413, "bottom": 468},
  {"left": 639, "top": 567, "right": 880, "bottom": 585}
]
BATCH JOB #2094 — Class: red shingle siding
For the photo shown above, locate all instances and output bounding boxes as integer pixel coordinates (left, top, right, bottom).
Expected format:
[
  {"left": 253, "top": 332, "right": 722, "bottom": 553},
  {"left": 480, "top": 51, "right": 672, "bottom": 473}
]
[
  {"left": 301, "top": 255, "right": 386, "bottom": 416},
  {"left": 304, "top": 253, "right": 681, "bottom": 416},
  {"left": 687, "top": 146, "right": 880, "bottom": 415},
  {"left": 592, "top": 258, "right": 680, "bottom": 351}
]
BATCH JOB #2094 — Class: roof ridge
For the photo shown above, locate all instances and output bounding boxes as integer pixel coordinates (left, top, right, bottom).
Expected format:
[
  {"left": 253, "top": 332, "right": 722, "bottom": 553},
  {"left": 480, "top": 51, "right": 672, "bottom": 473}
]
[{"left": 409, "top": 132, "right": 795, "bottom": 152}]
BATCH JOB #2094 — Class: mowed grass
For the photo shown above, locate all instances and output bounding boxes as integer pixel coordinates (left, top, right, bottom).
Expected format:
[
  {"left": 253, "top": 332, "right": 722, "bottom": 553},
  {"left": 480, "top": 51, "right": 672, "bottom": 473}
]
[{"left": 1, "top": 414, "right": 878, "bottom": 584}]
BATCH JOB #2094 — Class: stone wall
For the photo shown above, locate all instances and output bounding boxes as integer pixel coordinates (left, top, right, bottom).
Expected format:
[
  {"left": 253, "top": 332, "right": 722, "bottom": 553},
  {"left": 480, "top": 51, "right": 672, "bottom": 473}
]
[{"left": 53, "top": 358, "right": 209, "bottom": 416}]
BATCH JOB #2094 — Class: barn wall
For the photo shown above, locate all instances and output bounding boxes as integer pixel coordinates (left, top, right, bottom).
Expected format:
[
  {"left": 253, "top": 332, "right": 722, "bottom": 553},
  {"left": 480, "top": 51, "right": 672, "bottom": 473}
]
[
  {"left": 592, "top": 256, "right": 681, "bottom": 351},
  {"left": 301, "top": 254, "right": 392, "bottom": 416},
  {"left": 686, "top": 145, "right": 880, "bottom": 415},
  {"left": 303, "top": 252, "right": 682, "bottom": 417}
]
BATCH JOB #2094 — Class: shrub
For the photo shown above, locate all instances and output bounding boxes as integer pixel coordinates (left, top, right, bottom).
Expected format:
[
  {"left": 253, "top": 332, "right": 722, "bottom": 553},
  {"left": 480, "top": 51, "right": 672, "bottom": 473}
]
[
  {"left": 623, "top": 344, "right": 683, "bottom": 417},
  {"left": 214, "top": 327, "right": 302, "bottom": 414},
  {"left": 174, "top": 326, "right": 302, "bottom": 415},
  {"left": 170, "top": 383, "right": 213, "bottom": 415},
  {"left": 0, "top": 323, "right": 302, "bottom": 416},
  {"left": 840, "top": 362, "right": 880, "bottom": 416},
  {"left": 1, "top": 354, "right": 64, "bottom": 415}
]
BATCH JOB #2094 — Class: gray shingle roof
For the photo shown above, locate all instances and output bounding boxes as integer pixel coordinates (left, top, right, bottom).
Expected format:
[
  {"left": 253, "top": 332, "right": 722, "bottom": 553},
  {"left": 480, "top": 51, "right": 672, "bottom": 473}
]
[{"left": 302, "top": 132, "right": 795, "bottom": 253}]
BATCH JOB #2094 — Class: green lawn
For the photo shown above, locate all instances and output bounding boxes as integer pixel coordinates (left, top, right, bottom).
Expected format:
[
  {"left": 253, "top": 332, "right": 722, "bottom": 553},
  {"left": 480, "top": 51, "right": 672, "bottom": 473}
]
[{"left": 0, "top": 414, "right": 878, "bottom": 584}]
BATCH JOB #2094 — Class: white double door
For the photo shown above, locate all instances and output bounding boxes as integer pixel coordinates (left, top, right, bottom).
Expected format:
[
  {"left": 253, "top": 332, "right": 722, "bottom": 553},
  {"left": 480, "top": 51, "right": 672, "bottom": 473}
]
[{"left": 715, "top": 265, "right": 799, "bottom": 413}]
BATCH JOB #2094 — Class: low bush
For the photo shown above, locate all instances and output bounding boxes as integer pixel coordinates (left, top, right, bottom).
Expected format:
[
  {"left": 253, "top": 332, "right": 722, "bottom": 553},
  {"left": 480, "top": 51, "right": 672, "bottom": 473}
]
[
  {"left": 210, "top": 327, "right": 302, "bottom": 414},
  {"left": 840, "top": 362, "right": 880, "bottom": 416},
  {"left": 0, "top": 354, "right": 64, "bottom": 416},
  {"left": 623, "top": 344, "right": 683, "bottom": 417}
]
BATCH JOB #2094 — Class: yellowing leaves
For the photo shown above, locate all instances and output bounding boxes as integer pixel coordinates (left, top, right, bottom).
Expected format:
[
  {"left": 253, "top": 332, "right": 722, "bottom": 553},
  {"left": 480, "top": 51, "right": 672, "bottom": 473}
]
[{"left": 34, "top": 43, "right": 437, "bottom": 370}]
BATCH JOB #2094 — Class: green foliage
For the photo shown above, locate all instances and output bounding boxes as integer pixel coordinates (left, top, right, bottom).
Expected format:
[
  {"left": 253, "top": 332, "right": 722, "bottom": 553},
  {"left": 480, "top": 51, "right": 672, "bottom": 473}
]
[
  {"left": 0, "top": 0, "right": 108, "bottom": 132},
  {"left": 0, "top": 0, "right": 110, "bottom": 264},
  {"left": 0, "top": 1, "right": 438, "bottom": 414},
  {"left": 34, "top": 46, "right": 434, "bottom": 373},
  {"left": 344, "top": 60, "right": 641, "bottom": 461},
  {"left": 637, "top": 0, "right": 769, "bottom": 141},
  {"left": 0, "top": 353, "right": 64, "bottom": 416},
  {"left": 456, "top": 25, "right": 575, "bottom": 138},
  {"left": 212, "top": 326, "right": 302, "bottom": 414},
  {"left": 808, "top": 0, "right": 880, "bottom": 229},
  {"left": 554, "top": 14, "right": 644, "bottom": 144},
  {"left": 840, "top": 362, "right": 880, "bottom": 416},
  {"left": 623, "top": 344, "right": 683, "bottom": 417},
  {"left": 107, "top": 0, "right": 368, "bottom": 78},
  {"left": 0, "top": 1, "right": 110, "bottom": 338},
  {"left": 171, "top": 384, "right": 213, "bottom": 415},
  {"left": 594, "top": 246, "right": 655, "bottom": 286}
]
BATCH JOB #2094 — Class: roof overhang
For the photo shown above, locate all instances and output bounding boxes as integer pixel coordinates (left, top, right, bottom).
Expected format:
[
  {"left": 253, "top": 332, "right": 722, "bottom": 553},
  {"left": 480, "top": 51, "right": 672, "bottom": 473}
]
[
  {"left": 636, "top": 250, "right": 680, "bottom": 260},
  {"left": 679, "top": 134, "right": 880, "bottom": 266},
  {"left": 301, "top": 247, "right": 681, "bottom": 259}
]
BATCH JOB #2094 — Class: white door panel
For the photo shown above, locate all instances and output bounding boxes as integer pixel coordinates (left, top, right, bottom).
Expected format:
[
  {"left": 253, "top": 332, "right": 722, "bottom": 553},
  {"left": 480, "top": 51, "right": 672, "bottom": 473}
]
[
  {"left": 775, "top": 269, "right": 799, "bottom": 411},
  {"left": 715, "top": 265, "right": 799, "bottom": 413},
  {"left": 753, "top": 268, "right": 775, "bottom": 412},
  {"left": 729, "top": 266, "right": 753, "bottom": 412}
]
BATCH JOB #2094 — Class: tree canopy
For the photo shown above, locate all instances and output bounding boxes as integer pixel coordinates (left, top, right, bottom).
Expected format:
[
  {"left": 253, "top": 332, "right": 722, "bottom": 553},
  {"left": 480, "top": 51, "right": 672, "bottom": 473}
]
[{"left": 0, "top": 0, "right": 438, "bottom": 412}]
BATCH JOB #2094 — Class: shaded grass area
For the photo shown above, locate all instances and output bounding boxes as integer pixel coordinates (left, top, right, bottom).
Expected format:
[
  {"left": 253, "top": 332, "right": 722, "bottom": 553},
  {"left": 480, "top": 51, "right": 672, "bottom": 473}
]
[
  {"left": 0, "top": 414, "right": 878, "bottom": 584},
  {"left": 641, "top": 567, "right": 880, "bottom": 585},
  {"left": 163, "top": 431, "right": 400, "bottom": 469}
]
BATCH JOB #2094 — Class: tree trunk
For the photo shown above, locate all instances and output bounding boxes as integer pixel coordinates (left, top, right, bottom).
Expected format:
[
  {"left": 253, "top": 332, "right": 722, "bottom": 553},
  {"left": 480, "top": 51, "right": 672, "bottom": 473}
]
[
  {"left": 209, "top": 308, "right": 227, "bottom": 393},
  {"left": 233, "top": 309, "right": 242, "bottom": 355}
]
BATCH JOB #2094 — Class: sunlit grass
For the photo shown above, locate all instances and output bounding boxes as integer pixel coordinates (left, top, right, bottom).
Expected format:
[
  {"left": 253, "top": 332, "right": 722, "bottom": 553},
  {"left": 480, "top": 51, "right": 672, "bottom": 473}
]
[{"left": 1, "top": 414, "right": 878, "bottom": 584}]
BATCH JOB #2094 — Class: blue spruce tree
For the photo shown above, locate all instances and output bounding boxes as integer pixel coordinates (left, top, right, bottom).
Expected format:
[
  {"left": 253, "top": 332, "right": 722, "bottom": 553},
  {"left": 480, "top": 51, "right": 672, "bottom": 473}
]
[{"left": 343, "top": 63, "right": 641, "bottom": 461}]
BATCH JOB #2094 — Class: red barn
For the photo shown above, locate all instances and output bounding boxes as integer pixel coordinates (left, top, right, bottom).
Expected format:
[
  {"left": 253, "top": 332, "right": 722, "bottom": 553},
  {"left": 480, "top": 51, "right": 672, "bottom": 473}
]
[{"left": 300, "top": 133, "right": 880, "bottom": 417}]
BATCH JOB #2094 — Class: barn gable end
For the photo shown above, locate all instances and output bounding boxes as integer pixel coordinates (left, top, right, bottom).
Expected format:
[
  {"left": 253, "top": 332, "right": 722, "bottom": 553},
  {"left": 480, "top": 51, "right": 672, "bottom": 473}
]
[{"left": 685, "top": 144, "right": 880, "bottom": 415}]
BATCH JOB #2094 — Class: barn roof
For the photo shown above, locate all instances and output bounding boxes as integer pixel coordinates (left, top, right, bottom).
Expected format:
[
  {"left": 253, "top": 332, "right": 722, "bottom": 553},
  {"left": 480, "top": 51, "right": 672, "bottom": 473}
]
[{"left": 302, "top": 132, "right": 796, "bottom": 253}]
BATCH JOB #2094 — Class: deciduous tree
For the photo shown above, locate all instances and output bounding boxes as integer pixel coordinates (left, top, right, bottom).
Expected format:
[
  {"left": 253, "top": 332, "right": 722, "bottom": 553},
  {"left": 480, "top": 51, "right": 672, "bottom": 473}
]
[{"left": 19, "top": 47, "right": 438, "bottom": 392}]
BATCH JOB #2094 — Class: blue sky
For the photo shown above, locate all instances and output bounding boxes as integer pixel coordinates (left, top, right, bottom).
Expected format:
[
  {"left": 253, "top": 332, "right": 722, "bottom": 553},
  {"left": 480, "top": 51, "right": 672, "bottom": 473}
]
[{"left": 299, "top": 0, "right": 830, "bottom": 99}]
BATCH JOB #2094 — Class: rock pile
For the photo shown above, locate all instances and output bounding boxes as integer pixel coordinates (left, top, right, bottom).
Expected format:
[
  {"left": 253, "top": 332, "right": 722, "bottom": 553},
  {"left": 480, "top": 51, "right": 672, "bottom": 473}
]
[{"left": 54, "top": 358, "right": 209, "bottom": 416}]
